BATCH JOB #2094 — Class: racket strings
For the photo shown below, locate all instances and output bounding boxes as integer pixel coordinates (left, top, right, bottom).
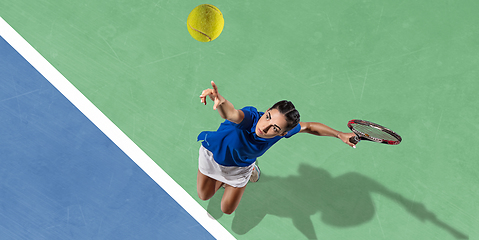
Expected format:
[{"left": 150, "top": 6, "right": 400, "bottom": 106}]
[{"left": 352, "top": 124, "right": 399, "bottom": 141}]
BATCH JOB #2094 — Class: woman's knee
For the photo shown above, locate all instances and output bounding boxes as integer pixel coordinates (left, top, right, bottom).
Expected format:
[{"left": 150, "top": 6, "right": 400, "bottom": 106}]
[
  {"left": 197, "top": 185, "right": 215, "bottom": 201},
  {"left": 220, "top": 185, "right": 245, "bottom": 214},
  {"left": 198, "top": 191, "right": 212, "bottom": 201},
  {"left": 221, "top": 204, "right": 236, "bottom": 215}
]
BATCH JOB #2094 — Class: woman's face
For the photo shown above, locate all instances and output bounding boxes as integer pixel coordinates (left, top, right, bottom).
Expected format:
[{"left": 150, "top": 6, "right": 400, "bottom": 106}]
[{"left": 255, "top": 109, "right": 289, "bottom": 138}]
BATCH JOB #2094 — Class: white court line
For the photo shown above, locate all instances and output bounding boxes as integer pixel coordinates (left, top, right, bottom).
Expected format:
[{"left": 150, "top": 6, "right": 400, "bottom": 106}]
[{"left": 0, "top": 17, "right": 235, "bottom": 240}]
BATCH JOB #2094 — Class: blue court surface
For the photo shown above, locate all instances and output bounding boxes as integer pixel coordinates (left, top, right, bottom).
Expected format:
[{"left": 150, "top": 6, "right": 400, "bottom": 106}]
[{"left": 0, "top": 36, "right": 215, "bottom": 239}]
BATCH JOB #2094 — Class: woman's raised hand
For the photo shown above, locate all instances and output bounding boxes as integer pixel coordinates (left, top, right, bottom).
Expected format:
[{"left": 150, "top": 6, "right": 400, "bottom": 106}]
[{"left": 200, "top": 81, "right": 223, "bottom": 110}]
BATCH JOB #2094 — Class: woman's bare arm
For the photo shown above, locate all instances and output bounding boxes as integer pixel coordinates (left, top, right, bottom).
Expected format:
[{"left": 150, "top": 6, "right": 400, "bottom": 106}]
[
  {"left": 299, "top": 121, "right": 356, "bottom": 148},
  {"left": 200, "top": 81, "right": 244, "bottom": 124}
]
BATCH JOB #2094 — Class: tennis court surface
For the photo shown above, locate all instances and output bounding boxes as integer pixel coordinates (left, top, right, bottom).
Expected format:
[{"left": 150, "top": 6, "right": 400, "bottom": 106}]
[{"left": 1, "top": 0, "right": 477, "bottom": 239}]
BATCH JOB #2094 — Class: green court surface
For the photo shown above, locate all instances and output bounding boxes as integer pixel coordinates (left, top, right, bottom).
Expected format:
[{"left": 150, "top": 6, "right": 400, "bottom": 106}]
[{"left": 1, "top": 0, "right": 477, "bottom": 239}]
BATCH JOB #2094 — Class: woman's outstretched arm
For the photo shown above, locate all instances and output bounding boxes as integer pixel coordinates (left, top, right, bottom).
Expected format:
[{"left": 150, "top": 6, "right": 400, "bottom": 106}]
[
  {"left": 299, "top": 121, "right": 356, "bottom": 148},
  {"left": 200, "top": 81, "right": 244, "bottom": 124}
]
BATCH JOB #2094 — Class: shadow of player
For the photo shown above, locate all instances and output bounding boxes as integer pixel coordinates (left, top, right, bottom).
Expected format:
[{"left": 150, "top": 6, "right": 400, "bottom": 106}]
[{"left": 207, "top": 164, "right": 468, "bottom": 239}]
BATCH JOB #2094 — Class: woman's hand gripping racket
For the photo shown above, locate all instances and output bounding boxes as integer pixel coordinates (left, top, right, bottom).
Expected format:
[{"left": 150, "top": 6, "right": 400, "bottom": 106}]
[{"left": 348, "top": 119, "right": 402, "bottom": 145}]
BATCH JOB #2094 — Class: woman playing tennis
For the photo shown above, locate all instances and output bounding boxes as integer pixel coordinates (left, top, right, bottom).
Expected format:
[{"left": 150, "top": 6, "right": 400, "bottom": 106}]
[{"left": 197, "top": 81, "right": 356, "bottom": 214}]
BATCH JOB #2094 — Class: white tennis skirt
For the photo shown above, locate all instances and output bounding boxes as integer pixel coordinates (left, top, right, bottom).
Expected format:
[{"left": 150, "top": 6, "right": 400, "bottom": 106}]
[{"left": 198, "top": 145, "right": 254, "bottom": 188}]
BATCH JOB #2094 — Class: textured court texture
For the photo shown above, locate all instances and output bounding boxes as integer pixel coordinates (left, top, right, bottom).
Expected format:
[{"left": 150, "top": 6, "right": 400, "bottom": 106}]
[{"left": 1, "top": 0, "right": 478, "bottom": 239}]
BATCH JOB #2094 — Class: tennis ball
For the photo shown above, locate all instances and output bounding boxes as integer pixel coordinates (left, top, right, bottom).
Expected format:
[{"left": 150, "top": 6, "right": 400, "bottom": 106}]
[{"left": 187, "top": 4, "right": 224, "bottom": 42}]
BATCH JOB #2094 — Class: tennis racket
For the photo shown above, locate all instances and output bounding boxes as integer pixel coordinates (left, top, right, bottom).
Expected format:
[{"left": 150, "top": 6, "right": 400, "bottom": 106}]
[{"left": 348, "top": 119, "right": 402, "bottom": 145}]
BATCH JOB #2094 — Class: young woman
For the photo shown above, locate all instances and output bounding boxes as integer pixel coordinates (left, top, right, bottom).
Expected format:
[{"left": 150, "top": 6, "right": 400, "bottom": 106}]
[{"left": 197, "top": 81, "right": 356, "bottom": 214}]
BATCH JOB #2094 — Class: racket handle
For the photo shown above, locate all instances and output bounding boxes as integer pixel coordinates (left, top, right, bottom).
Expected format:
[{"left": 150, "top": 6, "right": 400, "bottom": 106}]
[{"left": 349, "top": 136, "right": 359, "bottom": 144}]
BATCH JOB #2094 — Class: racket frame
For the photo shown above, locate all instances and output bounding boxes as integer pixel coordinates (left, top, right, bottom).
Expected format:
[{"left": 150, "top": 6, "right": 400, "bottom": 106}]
[{"left": 347, "top": 119, "right": 402, "bottom": 145}]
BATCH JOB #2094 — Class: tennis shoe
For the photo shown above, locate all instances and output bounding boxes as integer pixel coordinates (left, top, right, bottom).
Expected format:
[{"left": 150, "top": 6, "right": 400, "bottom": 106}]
[{"left": 249, "top": 163, "right": 261, "bottom": 182}]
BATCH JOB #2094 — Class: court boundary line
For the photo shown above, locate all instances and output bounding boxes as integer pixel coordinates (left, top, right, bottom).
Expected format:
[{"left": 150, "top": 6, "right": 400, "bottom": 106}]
[{"left": 0, "top": 17, "right": 234, "bottom": 240}]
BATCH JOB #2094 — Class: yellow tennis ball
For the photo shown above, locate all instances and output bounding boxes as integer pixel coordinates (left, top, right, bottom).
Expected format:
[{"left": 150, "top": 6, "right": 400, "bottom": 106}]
[{"left": 187, "top": 4, "right": 224, "bottom": 42}]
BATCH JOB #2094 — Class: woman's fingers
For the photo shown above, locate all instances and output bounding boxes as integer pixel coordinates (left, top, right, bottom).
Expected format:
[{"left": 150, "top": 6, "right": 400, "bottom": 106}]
[
  {"left": 211, "top": 81, "right": 218, "bottom": 94},
  {"left": 200, "top": 88, "right": 217, "bottom": 105},
  {"left": 200, "top": 82, "right": 220, "bottom": 107},
  {"left": 200, "top": 90, "right": 210, "bottom": 105},
  {"left": 341, "top": 133, "right": 357, "bottom": 148}
]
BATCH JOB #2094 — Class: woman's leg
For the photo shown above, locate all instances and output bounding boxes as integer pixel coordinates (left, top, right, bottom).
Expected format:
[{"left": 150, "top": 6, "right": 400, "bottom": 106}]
[
  {"left": 221, "top": 184, "right": 247, "bottom": 214},
  {"left": 197, "top": 169, "right": 247, "bottom": 214},
  {"left": 197, "top": 170, "right": 224, "bottom": 200}
]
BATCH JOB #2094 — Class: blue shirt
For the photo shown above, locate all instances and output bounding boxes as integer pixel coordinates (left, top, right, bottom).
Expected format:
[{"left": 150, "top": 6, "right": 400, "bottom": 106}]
[{"left": 197, "top": 106, "right": 301, "bottom": 167}]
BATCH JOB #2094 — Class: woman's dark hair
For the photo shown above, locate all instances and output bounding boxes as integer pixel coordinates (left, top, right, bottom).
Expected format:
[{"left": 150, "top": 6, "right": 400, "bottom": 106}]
[{"left": 269, "top": 100, "right": 300, "bottom": 132}]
